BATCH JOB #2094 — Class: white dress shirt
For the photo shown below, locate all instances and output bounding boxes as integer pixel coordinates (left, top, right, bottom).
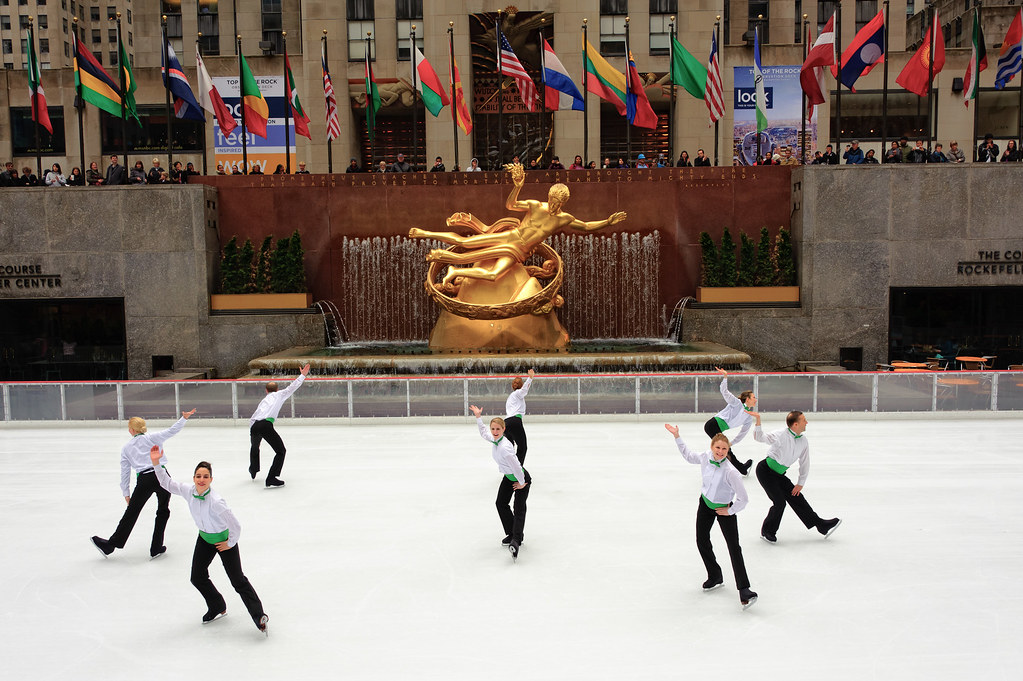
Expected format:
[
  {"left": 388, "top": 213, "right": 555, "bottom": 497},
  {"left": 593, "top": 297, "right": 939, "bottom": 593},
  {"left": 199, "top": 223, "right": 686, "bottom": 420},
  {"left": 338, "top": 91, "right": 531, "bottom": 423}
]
[
  {"left": 477, "top": 418, "right": 527, "bottom": 483},
  {"left": 712, "top": 377, "right": 754, "bottom": 445},
  {"left": 674, "top": 437, "right": 748, "bottom": 514},
  {"left": 154, "top": 465, "right": 242, "bottom": 547},
  {"left": 754, "top": 426, "right": 811, "bottom": 486},
  {"left": 249, "top": 374, "right": 306, "bottom": 424},
  {"left": 505, "top": 377, "right": 533, "bottom": 418},
  {"left": 118, "top": 416, "right": 188, "bottom": 497}
]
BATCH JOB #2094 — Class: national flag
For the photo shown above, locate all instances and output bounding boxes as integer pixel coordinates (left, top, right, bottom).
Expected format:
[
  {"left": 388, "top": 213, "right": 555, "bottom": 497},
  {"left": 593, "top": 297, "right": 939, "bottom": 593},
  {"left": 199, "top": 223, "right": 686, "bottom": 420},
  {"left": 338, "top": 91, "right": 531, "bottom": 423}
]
[
  {"left": 583, "top": 37, "right": 627, "bottom": 116},
  {"left": 162, "top": 40, "right": 205, "bottom": 122},
  {"left": 499, "top": 32, "right": 537, "bottom": 111},
  {"left": 365, "top": 51, "right": 381, "bottom": 141},
  {"left": 626, "top": 52, "right": 658, "bottom": 129},
  {"left": 285, "top": 49, "right": 311, "bottom": 139},
  {"left": 670, "top": 34, "right": 707, "bottom": 100},
  {"left": 72, "top": 32, "right": 122, "bottom": 117},
  {"left": 753, "top": 27, "right": 767, "bottom": 133},
  {"left": 413, "top": 46, "right": 450, "bottom": 117},
  {"left": 995, "top": 9, "right": 1023, "bottom": 89},
  {"left": 964, "top": 15, "right": 988, "bottom": 107},
  {"left": 322, "top": 41, "right": 341, "bottom": 141},
  {"left": 118, "top": 37, "right": 141, "bottom": 125},
  {"left": 543, "top": 39, "right": 584, "bottom": 111},
  {"left": 195, "top": 46, "right": 237, "bottom": 135},
  {"left": 801, "top": 13, "right": 835, "bottom": 107},
  {"left": 833, "top": 11, "right": 885, "bottom": 91},
  {"left": 27, "top": 25, "right": 52, "bottom": 134},
  {"left": 705, "top": 30, "right": 724, "bottom": 125},
  {"left": 449, "top": 48, "right": 473, "bottom": 135},
  {"left": 239, "top": 53, "right": 269, "bottom": 138},
  {"left": 805, "top": 22, "right": 818, "bottom": 122},
  {"left": 896, "top": 9, "right": 945, "bottom": 97}
]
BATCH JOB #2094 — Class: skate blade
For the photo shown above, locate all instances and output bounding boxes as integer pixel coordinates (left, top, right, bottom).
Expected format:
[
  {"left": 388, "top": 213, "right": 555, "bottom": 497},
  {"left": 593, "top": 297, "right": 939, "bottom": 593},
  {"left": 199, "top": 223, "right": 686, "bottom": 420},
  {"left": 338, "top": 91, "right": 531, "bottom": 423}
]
[
  {"left": 824, "top": 519, "right": 842, "bottom": 538},
  {"left": 90, "top": 538, "right": 110, "bottom": 559},
  {"left": 202, "top": 611, "right": 227, "bottom": 625},
  {"left": 742, "top": 596, "right": 758, "bottom": 610},
  {"left": 258, "top": 615, "right": 269, "bottom": 637},
  {"left": 703, "top": 583, "right": 724, "bottom": 592},
  {"left": 508, "top": 545, "right": 519, "bottom": 562}
]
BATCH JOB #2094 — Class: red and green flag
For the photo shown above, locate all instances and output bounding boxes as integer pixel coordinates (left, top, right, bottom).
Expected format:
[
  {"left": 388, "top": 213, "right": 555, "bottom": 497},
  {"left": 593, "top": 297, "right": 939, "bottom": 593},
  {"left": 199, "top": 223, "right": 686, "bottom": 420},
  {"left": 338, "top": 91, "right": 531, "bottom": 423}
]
[
  {"left": 285, "top": 49, "right": 311, "bottom": 139},
  {"left": 27, "top": 25, "right": 52, "bottom": 134},
  {"left": 239, "top": 53, "right": 269, "bottom": 138},
  {"left": 365, "top": 49, "right": 381, "bottom": 141},
  {"left": 413, "top": 46, "right": 450, "bottom": 117},
  {"left": 964, "top": 16, "right": 988, "bottom": 107}
]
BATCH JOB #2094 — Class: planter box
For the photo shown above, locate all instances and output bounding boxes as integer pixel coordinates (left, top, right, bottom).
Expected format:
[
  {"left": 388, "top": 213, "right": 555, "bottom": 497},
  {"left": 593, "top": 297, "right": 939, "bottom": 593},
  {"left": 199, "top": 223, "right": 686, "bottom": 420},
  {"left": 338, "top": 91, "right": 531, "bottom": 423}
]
[
  {"left": 696, "top": 286, "right": 800, "bottom": 304},
  {"left": 210, "top": 293, "right": 313, "bottom": 310}
]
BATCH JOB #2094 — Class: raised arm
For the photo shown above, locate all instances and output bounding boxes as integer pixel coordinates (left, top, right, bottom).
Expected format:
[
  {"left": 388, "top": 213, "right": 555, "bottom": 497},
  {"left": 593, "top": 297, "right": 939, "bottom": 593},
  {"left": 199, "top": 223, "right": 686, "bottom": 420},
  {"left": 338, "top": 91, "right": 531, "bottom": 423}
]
[
  {"left": 471, "top": 406, "right": 496, "bottom": 443},
  {"left": 665, "top": 424, "right": 704, "bottom": 464},
  {"left": 149, "top": 446, "right": 190, "bottom": 498},
  {"left": 504, "top": 163, "right": 529, "bottom": 212},
  {"left": 569, "top": 210, "right": 627, "bottom": 233}
]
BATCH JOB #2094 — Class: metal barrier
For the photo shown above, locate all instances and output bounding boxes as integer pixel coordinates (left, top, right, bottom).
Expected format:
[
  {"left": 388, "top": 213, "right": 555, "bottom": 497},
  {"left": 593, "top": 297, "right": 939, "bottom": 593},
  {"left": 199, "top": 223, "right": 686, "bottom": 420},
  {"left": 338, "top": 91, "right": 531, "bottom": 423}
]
[{"left": 2, "top": 371, "right": 1021, "bottom": 422}]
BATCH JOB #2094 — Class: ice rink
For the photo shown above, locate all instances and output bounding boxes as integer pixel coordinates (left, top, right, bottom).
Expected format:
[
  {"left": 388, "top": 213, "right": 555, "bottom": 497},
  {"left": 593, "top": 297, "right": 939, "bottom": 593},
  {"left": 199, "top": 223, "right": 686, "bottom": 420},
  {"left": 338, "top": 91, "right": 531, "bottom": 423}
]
[{"left": 1, "top": 414, "right": 1021, "bottom": 680}]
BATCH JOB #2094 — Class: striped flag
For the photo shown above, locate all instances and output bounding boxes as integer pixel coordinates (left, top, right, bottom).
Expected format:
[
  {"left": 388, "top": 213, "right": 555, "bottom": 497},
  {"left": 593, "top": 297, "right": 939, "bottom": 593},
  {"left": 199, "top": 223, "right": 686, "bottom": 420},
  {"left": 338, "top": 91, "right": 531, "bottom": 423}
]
[
  {"left": 27, "top": 25, "right": 52, "bottom": 134},
  {"left": 72, "top": 31, "right": 122, "bottom": 117},
  {"left": 543, "top": 39, "right": 584, "bottom": 111},
  {"left": 995, "top": 9, "right": 1023, "bottom": 89},
  {"left": 322, "top": 41, "right": 341, "bottom": 141},
  {"left": 705, "top": 30, "right": 724, "bottom": 125},
  {"left": 195, "top": 45, "right": 237, "bottom": 136},
  {"left": 964, "top": 14, "right": 987, "bottom": 107},
  {"left": 626, "top": 52, "right": 658, "bottom": 129},
  {"left": 285, "top": 49, "right": 311, "bottom": 139},
  {"left": 499, "top": 32, "right": 537, "bottom": 111},
  {"left": 583, "top": 36, "right": 627, "bottom": 116},
  {"left": 753, "top": 27, "right": 767, "bottom": 133},
  {"left": 449, "top": 47, "right": 473, "bottom": 135},
  {"left": 413, "top": 46, "right": 450, "bottom": 117},
  {"left": 162, "top": 40, "right": 205, "bottom": 122},
  {"left": 118, "top": 36, "right": 141, "bottom": 125},
  {"left": 239, "top": 53, "right": 269, "bottom": 139}
]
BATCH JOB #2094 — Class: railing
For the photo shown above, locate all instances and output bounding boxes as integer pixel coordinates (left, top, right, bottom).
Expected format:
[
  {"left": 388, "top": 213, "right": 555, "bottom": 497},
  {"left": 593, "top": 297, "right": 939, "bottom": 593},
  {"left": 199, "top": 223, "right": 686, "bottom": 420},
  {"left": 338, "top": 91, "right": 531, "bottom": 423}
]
[{"left": 2, "top": 371, "right": 1021, "bottom": 422}]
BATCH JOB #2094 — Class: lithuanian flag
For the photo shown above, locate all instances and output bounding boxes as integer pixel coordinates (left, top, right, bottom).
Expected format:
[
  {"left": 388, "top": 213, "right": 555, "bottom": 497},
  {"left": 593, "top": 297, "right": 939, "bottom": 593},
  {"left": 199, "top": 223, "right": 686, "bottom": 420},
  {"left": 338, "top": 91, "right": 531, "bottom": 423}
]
[{"left": 583, "top": 37, "right": 627, "bottom": 116}]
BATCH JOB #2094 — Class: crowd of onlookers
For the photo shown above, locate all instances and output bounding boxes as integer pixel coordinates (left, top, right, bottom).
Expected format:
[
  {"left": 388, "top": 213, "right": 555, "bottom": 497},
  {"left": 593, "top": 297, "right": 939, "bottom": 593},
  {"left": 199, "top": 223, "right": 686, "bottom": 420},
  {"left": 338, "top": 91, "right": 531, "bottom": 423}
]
[
  {"left": 1, "top": 156, "right": 203, "bottom": 187},
  {"left": 757, "top": 134, "right": 1021, "bottom": 166}
]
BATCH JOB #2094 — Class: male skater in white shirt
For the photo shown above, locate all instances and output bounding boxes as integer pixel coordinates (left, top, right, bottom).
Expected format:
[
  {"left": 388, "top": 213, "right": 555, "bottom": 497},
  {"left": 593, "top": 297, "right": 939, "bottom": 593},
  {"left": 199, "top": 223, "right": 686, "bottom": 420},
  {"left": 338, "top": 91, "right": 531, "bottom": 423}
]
[{"left": 248, "top": 364, "right": 310, "bottom": 488}]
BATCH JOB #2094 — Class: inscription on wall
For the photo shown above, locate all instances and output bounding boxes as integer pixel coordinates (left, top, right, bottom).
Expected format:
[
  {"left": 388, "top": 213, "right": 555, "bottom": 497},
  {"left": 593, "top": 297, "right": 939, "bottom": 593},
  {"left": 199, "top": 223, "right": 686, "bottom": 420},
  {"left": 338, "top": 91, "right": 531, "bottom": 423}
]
[
  {"left": 0, "top": 264, "right": 63, "bottom": 289},
  {"left": 957, "top": 249, "right": 1023, "bottom": 276}
]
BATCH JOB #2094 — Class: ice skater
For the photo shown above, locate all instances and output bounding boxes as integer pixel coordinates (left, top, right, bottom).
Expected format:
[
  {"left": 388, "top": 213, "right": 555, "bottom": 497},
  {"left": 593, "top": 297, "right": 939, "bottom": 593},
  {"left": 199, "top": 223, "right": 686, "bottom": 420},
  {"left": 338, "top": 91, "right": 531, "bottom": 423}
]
[
  {"left": 150, "top": 446, "right": 269, "bottom": 635},
  {"left": 665, "top": 424, "right": 758, "bottom": 610},
  {"left": 504, "top": 368, "right": 535, "bottom": 464},
  {"left": 470, "top": 404, "right": 530, "bottom": 560},
  {"left": 248, "top": 363, "right": 310, "bottom": 488},
  {"left": 703, "top": 367, "right": 756, "bottom": 475},
  {"left": 753, "top": 411, "right": 841, "bottom": 543},
  {"left": 91, "top": 408, "right": 196, "bottom": 559}
]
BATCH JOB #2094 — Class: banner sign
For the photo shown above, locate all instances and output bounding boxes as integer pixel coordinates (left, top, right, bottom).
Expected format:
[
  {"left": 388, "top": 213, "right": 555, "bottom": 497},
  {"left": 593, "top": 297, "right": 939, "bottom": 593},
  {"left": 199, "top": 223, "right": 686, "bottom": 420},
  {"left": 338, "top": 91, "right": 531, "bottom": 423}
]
[
  {"left": 213, "top": 76, "right": 296, "bottom": 174},
  {"left": 732, "top": 65, "right": 817, "bottom": 166}
]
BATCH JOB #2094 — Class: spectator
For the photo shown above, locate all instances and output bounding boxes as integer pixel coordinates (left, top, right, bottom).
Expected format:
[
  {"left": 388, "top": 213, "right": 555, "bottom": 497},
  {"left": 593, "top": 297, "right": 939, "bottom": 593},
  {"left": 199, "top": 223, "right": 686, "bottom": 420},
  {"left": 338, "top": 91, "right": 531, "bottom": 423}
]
[
  {"left": 906, "top": 140, "right": 928, "bottom": 163},
  {"left": 272, "top": 164, "right": 286, "bottom": 175},
  {"left": 184, "top": 162, "right": 200, "bottom": 181},
  {"left": 862, "top": 149, "right": 879, "bottom": 164},
  {"left": 883, "top": 141, "right": 902, "bottom": 164},
  {"left": 677, "top": 151, "right": 692, "bottom": 167},
  {"left": 929, "top": 144, "right": 949, "bottom": 163},
  {"left": 656, "top": 153, "right": 669, "bottom": 167},
  {"left": 898, "top": 136, "right": 912, "bottom": 162},
  {"left": 635, "top": 153, "right": 650, "bottom": 169},
  {"left": 977, "top": 133, "right": 999, "bottom": 162},
  {"left": 231, "top": 165, "right": 243, "bottom": 175},
  {"left": 389, "top": 152, "right": 412, "bottom": 173},
  {"left": 528, "top": 159, "right": 539, "bottom": 170},
  {"left": 0, "top": 161, "right": 14, "bottom": 186},
  {"left": 67, "top": 166, "right": 85, "bottom": 186},
  {"left": 946, "top": 140, "right": 966, "bottom": 163},
  {"left": 615, "top": 157, "right": 628, "bottom": 168},
  {"left": 811, "top": 150, "right": 824, "bottom": 165},
  {"left": 548, "top": 156, "right": 565, "bottom": 170},
  {"left": 430, "top": 156, "right": 446, "bottom": 172},
  {"left": 820, "top": 144, "right": 839, "bottom": 165},
  {"left": 249, "top": 164, "right": 264, "bottom": 175},
  {"left": 586, "top": 161, "right": 597, "bottom": 169},
  {"left": 694, "top": 149, "right": 711, "bottom": 167},
  {"left": 127, "top": 160, "right": 146, "bottom": 184},
  {"left": 146, "top": 157, "right": 165, "bottom": 184},
  {"left": 216, "top": 163, "right": 228, "bottom": 175},
  {"left": 86, "top": 161, "right": 105, "bottom": 185},
  {"left": 376, "top": 160, "right": 387, "bottom": 173},
  {"left": 602, "top": 157, "right": 612, "bottom": 168},
  {"left": 842, "top": 140, "right": 864, "bottom": 164},
  {"left": 468, "top": 157, "right": 483, "bottom": 172},
  {"left": 295, "top": 161, "right": 310, "bottom": 174},
  {"left": 21, "top": 166, "right": 40, "bottom": 186},
  {"left": 345, "top": 159, "right": 361, "bottom": 173},
  {"left": 158, "top": 170, "right": 171, "bottom": 184},
  {"left": 171, "top": 161, "right": 186, "bottom": 183},
  {"left": 511, "top": 154, "right": 521, "bottom": 166},
  {"left": 44, "top": 163, "right": 68, "bottom": 187},
  {"left": 570, "top": 155, "right": 585, "bottom": 170},
  {"left": 1000, "top": 139, "right": 1020, "bottom": 162},
  {"left": 778, "top": 146, "right": 799, "bottom": 166}
]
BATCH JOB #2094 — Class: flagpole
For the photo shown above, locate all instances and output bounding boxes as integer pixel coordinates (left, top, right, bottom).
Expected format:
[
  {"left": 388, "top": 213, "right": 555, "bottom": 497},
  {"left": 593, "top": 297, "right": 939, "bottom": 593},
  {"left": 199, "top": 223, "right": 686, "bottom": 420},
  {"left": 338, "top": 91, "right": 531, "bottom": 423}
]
[
  {"left": 668, "top": 15, "right": 675, "bottom": 165},
  {"left": 881, "top": 1, "right": 890, "bottom": 160},
  {"left": 835, "top": 2, "right": 843, "bottom": 158},
  {"left": 115, "top": 13, "right": 128, "bottom": 170},
  {"left": 238, "top": 35, "right": 248, "bottom": 174},
  {"left": 323, "top": 30, "right": 333, "bottom": 174},
  {"left": 714, "top": 16, "right": 721, "bottom": 166},
  {"left": 972, "top": 4, "right": 982, "bottom": 160},
  {"left": 585, "top": 18, "right": 593, "bottom": 166},
  {"left": 73, "top": 18, "right": 86, "bottom": 173},
  {"left": 28, "top": 18, "right": 42, "bottom": 178},
  {"left": 366, "top": 32, "right": 374, "bottom": 167},
  {"left": 447, "top": 22, "right": 459, "bottom": 171},
  {"left": 497, "top": 11, "right": 504, "bottom": 168},
  {"left": 198, "top": 34, "right": 208, "bottom": 175},
  {"left": 538, "top": 18, "right": 547, "bottom": 168},
  {"left": 801, "top": 14, "right": 808, "bottom": 164},
  {"left": 162, "top": 16, "right": 174, "bottom": 172},
  {"left": 411, "top": 25, "right": 420, "bottom": 170},
  {"left": 756, "top": 21, "right": 762, "bottom": 163},
  {"left": 624, "top": 16, "right": 632, "bottom": 165},
  {"left": 283, "top": 32, "right": 291, "bottom": 174},
  {"left": 926, "top": 5, "right": 936, "bottom": 150}
]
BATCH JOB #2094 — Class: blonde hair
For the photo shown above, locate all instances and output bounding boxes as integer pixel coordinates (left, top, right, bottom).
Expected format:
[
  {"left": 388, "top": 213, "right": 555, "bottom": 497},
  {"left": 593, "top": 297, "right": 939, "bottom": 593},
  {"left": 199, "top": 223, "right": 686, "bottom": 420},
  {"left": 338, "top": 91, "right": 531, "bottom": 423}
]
[
  {"left": 490, "top": 417, "right": 506, "bottom": 429},
  {"left": 710, "top": 433, "right": 730, "bottom": 448},
  {"left": 128, "top": 416, "right": 147, "bottom": 434}
]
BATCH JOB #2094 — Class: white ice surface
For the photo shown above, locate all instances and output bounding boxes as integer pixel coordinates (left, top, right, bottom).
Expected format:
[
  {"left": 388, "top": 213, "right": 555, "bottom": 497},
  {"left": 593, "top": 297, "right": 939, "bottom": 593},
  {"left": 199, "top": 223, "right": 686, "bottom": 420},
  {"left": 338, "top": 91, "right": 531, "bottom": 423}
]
[{"left": 1, "top": 415, "right": 1021, "bottom": 681}]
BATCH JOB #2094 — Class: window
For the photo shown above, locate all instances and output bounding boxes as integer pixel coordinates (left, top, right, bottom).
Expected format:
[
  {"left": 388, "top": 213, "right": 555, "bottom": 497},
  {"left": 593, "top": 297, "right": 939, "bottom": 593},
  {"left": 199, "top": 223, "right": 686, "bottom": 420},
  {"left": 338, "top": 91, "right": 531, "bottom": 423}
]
[
  {"left": 649, "top": 1, "right": 676, "bottom": 55},
  {"left": 2, "top": 40, "right": 11, "bottom": 55},
  {"left": 19, "top": 0, "right": 28, "bottom": 5},
  {"left": 395, "top": 0, "right": 423, "bottom": 61},
  {"left": 19, "top": 15, "right": 30, "bottom": 29},
  {"left": 92, "top": 29, "right": 100, "bottom": 43},
  {"left": 748, "top": 1, "right": 769, "bottom": 44},
  {"left": 128, "top": 32, "right": 131, "bottom": 47},
  {"left": 64, "top": 41, "right": 69, "bottom": 57},
  {"left": 955, "top": 17, "right": 963, "bottom": 48},
  {"left": 101, "top": 105, "right": 203, "bottom": 153},
  {"left": 90, "top": 6, "right": 99, "bottom": 21},
  {"left": 1, "top": 17, "right": 9, "bottom": 30},
  {"left": 20, "top": 38, "right": 26, "bottom": 54},
  {"left": 40, "top": 38, "right": 49, "bottom": 53},
  {"left": 13, "top": 107, "right": 66, "bottom": 154},
  {"left": 106, "top": 5, "right": 115, "bottom": 19},
  {"left": 261, "top": 0, "right": 282, "bottom": 54},
  {"left": 855, "top": 1, "right": 878, "bottom": 32},
  {"left": 197, "top": 0, "right": 219, "bottom": 55},
  {"left": 828, "top": 90, "right": 928, "bottom": 140},
  {"left": 127, "top": 9, "right": 131, "bottom": 24},
  {"left": 109, "top": 50, "right": 116, "bottom": 65},
  {"left": 347, "top": 0, "right": 375, "bottom": 60},
  {"left": 63, "top": 18, "right": 67, "bottom": 33},
  {"left": 818, "top": 1, "right": 836, "bottom": 35},
  {"left": 38, "top": 15, "right": 48, "bottom": 29},
  {"left": 108, "top": 29, "right": 116, "bottom": 43},
  {"left": 38, "top": 0, "right": 46, "bottom": 5},
  {"left": 600, "top": 1, "right": 628, "bottom": 57},
  {"left": 162, "top": 1, "right": 182, "bottom": 39}
]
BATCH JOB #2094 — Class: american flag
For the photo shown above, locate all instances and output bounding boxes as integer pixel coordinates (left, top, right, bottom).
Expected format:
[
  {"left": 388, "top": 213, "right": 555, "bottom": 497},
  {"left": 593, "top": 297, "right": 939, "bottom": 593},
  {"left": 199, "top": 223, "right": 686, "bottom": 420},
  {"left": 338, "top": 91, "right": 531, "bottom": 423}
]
[
  {"left": 705, "top": 30, "right": 724, "bottom": 125},
  {"left": 499, "top": 32, "right": 537, "bottom": 111},
  {"left": 322, "top": 41, "right": 341, "bottom": 141}
]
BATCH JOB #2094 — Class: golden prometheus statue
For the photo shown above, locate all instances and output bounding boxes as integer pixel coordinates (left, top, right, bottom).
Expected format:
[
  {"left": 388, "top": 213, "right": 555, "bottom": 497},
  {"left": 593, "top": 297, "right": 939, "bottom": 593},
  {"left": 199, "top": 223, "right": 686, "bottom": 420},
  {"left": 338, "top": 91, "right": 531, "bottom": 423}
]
[{"left": 408, "top": 162, "right": 627, "bottom": 350}]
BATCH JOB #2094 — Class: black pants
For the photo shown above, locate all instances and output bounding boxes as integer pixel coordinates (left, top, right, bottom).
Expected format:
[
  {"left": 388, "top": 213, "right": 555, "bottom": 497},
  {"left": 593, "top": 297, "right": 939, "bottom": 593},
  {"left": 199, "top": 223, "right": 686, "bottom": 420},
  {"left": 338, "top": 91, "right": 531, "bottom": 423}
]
[
  {"left": 703, "top": 418, "right": 749, "bottom": 473},
  {"left": 755, "top": 459, "right": 823, "bottom": 536},
  {"left": 108, "top": 470, "right": 170, "bottom": 553},
  {"left": 190, "top": 535, "right": 265, "bottom": 625},
  {"left": 249, "top": 419, "right": 286, "bottom": 480},
  {"left": 504, "top": 415, "right": 527, "bottom": 464},
  {"left": 496, "top": 469, "right": 531, "bottom": 542},
  {"left": 695, "top": 498, "right": 750, "bottom": 590}
]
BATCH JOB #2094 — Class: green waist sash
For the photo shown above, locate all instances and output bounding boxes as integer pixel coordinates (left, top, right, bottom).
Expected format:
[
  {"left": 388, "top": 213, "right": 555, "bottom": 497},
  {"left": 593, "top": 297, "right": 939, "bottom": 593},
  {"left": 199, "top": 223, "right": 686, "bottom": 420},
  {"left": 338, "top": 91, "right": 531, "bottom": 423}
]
[
  {"left": 766, "top": 457, "right": 789, "bottom": 474},
  {"left": 702, "top": 494, "right": 728, "bottom": 510},
  {"left": 199, "top": 529, "right": 229, "bottom": 544},
  {"left": 713, "top": 416, "right": 729, "bottom": 433}
]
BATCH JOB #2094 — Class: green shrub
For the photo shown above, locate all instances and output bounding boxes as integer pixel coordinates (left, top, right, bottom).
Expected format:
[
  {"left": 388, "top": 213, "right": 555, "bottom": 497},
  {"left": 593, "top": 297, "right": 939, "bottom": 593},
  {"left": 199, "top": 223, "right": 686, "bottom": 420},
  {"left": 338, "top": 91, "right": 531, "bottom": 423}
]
[
  {"left": 719, "top": 227, "right": 737, "bottom": 287},
  {"left": 698, "top": 231, "right": 720, "bottom": 287},
  {"left": 253, "top": 236, "right": 273, "bottom": 293},
  {"left": 775, "top": 227, "right": 796, "bottom": 285},
  {"left": 755, "top": 227, "right": 774, "bottom": 286},
  {"left": 737, "top": 232, "right": 756, "bottom": 286}
]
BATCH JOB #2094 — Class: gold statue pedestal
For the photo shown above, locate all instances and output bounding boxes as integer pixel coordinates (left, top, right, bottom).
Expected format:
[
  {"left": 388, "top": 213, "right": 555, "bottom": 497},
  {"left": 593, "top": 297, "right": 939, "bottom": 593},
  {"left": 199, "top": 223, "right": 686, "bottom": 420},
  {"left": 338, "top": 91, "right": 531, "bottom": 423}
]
[{"left": 428, "top": 261, "right": 569, "bottom": 350}]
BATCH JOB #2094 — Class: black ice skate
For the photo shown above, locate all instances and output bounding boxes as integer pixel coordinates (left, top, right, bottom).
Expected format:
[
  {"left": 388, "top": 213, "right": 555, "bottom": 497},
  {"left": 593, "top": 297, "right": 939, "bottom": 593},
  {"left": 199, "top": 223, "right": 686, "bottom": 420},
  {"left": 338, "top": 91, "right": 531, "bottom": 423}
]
[
  {"left": 508, "top": 540, "right": 520, "bottom": 561},
  {"left": 265, "top": 478, "right": 285, "bottom": 489},
  {"left": 740, "top": 588, "right": 758, "bottom": 610},
  {"left": 91, "top": 536, "right": 114, "bottom": 557},
  {"left": 257, "top": 614, "right": 269, "bottom": 637},
  {"left": 202, "top": 607, "right": 227, "bottom": 624},
  {"left": 702, "top": 577, "right": 724, "bottom": 591},
  {"left": 150, "top": 546, "right": 167, "bottom": 560},
  {"left": 818, "top": 518, "right": 842, "bottom": 538}
]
